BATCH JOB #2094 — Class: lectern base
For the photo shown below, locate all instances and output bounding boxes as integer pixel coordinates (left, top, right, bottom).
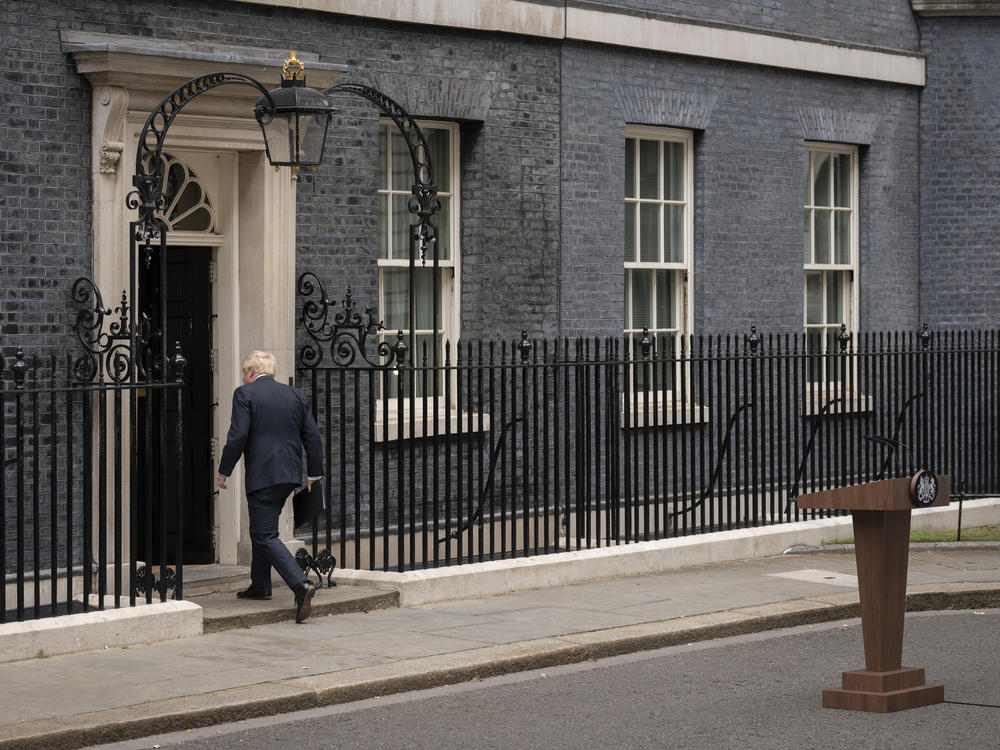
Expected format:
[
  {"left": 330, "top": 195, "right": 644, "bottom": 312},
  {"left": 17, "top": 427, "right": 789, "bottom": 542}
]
[{"left": 822, "top": 667, "right": 944, "bottom": 713}]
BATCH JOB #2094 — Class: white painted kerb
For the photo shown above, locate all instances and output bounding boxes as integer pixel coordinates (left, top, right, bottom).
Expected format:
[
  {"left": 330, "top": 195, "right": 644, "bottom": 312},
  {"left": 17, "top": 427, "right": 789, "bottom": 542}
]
[
  {"left": 335, "top": 498, "right": 999, "bottom": 605},
  {"left": 0, "top": 599, "right": 203, "bottom": 664}
]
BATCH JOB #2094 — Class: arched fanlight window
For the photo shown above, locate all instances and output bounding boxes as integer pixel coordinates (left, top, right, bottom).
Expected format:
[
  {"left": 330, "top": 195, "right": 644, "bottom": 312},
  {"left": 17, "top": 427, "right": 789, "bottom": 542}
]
[{"left": 149, "top": 153, "right": 218, "bottom": 232}]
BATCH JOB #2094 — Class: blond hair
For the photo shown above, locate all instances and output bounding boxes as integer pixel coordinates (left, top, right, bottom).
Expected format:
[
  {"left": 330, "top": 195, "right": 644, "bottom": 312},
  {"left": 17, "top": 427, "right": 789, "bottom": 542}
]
[{"left": 241, "top": 351, "right": 277, "bottom": 377}]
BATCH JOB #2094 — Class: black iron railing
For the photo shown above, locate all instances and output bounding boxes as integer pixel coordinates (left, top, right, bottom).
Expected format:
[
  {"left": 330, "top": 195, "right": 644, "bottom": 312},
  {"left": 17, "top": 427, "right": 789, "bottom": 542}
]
[
  {"left": 1, "top": 280, "right": 186, "bottom": 623},
  {"left": 296, "top": 312, "right": 999, "bottom": 573}
]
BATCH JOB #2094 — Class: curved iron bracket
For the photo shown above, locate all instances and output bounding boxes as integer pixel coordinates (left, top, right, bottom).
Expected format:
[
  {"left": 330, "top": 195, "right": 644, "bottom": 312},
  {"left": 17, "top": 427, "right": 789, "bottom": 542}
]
[
  {"left": 325, "top": 82, "right": 440, "bottom": 264},
  {"left": 437, "top": 417, "right": 524, "bottom": 544},
  {"left": 871, "top": 391, "right": 924, "bottom": 480},
  {"left": 670, "top": 402, "right": 754, "bottom": 520},
  {"left": 784, "top": 396, "right": 845, "bottom": 515}
]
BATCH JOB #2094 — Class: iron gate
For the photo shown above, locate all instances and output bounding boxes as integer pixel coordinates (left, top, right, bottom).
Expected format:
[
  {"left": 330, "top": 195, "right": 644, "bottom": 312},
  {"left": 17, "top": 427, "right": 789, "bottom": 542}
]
[{"left": 1, "top": 278, "right": 186, "bottom": 623}]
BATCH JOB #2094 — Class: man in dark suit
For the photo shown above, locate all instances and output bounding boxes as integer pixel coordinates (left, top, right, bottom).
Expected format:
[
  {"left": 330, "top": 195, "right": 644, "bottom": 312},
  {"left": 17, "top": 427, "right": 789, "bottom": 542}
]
[{"left": 216, "top": 351, "right": 323, "bottom": 623}]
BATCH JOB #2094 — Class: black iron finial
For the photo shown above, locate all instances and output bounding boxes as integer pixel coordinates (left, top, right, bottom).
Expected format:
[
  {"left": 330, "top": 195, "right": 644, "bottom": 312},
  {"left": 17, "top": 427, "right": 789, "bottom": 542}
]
[
  {"left": 747, "top": 325, "right": 761, "bottom": 354},
  {"left": 12, "top": 347, "right": 27, "bottom": 389},
  {"left": 837, "top": 323, "right": 852, "bottom": 352},
  {"left": 919, "top": 322, "right": 930, "bottom": 349},
  {"left": 640, "top": 326, "right": 652, "bottom": 358},
  {"left": 518, "top": 329, "right": 532, "bottom": 362},
  {"left": 394, "top": 329, "right": 408, "bottom": 368},
  {"left": 171, "top": 340, "right": 187, "bottom": 382}
]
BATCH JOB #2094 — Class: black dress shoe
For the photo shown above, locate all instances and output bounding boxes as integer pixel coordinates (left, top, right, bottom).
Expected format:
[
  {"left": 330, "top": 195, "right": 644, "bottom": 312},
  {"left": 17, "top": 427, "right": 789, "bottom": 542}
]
[
  {"left": 294, "top": 582, "right": 318, "bottom": 623},
  {"left": 236, "top": 586, "right": 272, "bottom": 600}
]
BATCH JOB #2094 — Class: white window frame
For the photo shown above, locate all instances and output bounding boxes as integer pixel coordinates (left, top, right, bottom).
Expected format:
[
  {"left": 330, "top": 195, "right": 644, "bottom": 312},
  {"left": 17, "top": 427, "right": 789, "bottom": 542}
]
[
  {"left": 803, "top": 142, "right": 858, "bottom": 343},
  {"left": 623, "top": 125, "right": 702, "bottom": 426},
  {"left": 375, "top": 119, "right": 485, "bottom": 435},
  {"left": 377, "top": 118, "right": 460, "bottom": 385},
  {"left": 803, "top": 142, "right": 865, "bottom": 410}
]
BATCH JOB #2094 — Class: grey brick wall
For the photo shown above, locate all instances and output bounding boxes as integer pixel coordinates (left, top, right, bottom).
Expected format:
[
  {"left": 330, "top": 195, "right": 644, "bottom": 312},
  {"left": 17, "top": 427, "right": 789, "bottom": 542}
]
[
  {"left": 918, "top": 16, "right": 1000, "bottom": 329},
  {"left": 559, "top": 42, "right": 921, "bottom": 338}
]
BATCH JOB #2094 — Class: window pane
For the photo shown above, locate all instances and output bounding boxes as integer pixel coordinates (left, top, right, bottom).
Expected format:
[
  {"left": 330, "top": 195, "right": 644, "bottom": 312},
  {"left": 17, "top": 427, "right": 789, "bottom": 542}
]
[
  {"left": 804, "top": 152, "right": 811, "bottom": 204},
  {"left": 663, "top": 141, "right": 684, "bottom": 201},
  {"left": 380, "top": 333, "right": 440, "bottom": 397},
  {"left": 391, "top": 194, "right": 412, "bottom": 260},
  {"left": 391, "top": 129, "right": 410, "bottom": 189},
  {"left": 805, "top": 272, "right": 823, "bottom": 324},
  {"left": 630, "top": 269, "right": 652, "bottom": 329},
  {"left": 813, "top": 152, "right": 831, "bottom": 207},
  {"left": 656, "top": 270, "right": 676, "bottom": 329},
  {"left": 814, "top": 209, "right": 831, "bottom": 264},
  {"left": 174, "top": 207, "right": 211, "bottom": 232},
  {"left": 378, "top": 193, "right": 388, "bottom": 259},
  {"left": 625, "top": 138, "right": 636, "bottom": 199},
  {"left": 666, "top": 204, "right": 684, "bottom": 262},
  {"left": 379, "top": 124, "right": 388, "bottom": 190},
  {"left": 382, "top": 268, "right": 436, "bottom": 331},
  {"left": 826, "top": 271, "right": 844, "bottom": 324},
  {"left": 638, "top": 139, "right": 659, "bottom": 199},
  {"left": 434, "top": 195, "right": 450, "bottom": 262},
  {"left": 803, "top": 209, "right": 812, "bottom": 263},
  {"left": 383, "top": 268, "right": 408, "bottom": 329},
  {"left": 424, "top": 127, "right": 450, "bottom": 192},
  {"left": 834, "top": 211, "right": 850, "bottom": 264},
  {"left": 625, "top": 202, "right": 636, "bottom": 262},
  {"left": 834, "top": 153, "right": 851, "bottom": 208},
  {"left": 639, "top": 203, "right": 660, "bottom": 262}
]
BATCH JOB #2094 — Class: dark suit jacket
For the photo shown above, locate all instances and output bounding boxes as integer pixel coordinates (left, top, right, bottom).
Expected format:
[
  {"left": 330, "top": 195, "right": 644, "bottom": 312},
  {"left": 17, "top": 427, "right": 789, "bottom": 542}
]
[{"left": 217, "top": 375, "right": 323, "bottom": 494}]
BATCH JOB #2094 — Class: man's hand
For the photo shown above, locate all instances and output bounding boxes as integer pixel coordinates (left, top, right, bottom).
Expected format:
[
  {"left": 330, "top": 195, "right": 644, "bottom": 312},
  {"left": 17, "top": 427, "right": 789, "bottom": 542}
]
[
  {"left": 306, "top": 479, "right": 314, "bottom": 492},
  {"left": 216, "top": 473, "right": 228, "bottom": 490}
]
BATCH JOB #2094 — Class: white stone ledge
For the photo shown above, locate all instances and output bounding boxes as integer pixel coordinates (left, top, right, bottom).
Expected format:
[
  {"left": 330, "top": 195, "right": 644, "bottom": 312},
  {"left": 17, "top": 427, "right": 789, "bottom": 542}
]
[
  {"left": 566, "top": 7, "right": 925, "bottom": 86},
  {"left": 0, "top": 599, "right": 202, "bottom": 664},
  {"left": 231, "top": 1, "right": 925, "bottom": 86}
]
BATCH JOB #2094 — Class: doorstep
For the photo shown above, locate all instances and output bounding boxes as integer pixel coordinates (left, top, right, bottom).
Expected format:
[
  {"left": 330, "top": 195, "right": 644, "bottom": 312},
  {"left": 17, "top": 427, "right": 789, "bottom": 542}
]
[{"left": 181, "top": 564, "right": 399, "bottom": 633}]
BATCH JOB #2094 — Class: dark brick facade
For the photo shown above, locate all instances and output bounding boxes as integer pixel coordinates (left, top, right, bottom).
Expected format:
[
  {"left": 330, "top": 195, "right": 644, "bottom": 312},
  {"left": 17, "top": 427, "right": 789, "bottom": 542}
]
[
  {"left": 560, "top": 42, "right": 920, "bottom": 337},
  {"left": 3, "top": 1, "right": 999, "bottom": 574},
  {"left": 2, "top": 0, "right": 986, "bottom": 353},
  {"left": 918, "top": 16, "right": 1000, "bottom": 329}
]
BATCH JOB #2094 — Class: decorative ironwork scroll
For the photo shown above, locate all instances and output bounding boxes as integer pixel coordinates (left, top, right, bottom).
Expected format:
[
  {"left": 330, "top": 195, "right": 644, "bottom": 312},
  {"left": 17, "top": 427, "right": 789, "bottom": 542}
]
[
  {"left": 134, "top": 564, "right": 177, "bottom": 599},
  {"left": 295, "top": 547, "right": 337, "bottom": 588},
  {"left": 70, "top": 277, "right": 150, "bottom": 384},
  {"left": 297, "top": 274, "right": 406, "bottom": 369}
]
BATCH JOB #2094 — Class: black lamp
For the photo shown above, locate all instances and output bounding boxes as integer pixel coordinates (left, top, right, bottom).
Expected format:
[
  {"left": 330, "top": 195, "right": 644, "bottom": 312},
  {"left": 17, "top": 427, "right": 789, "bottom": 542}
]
[{"left": 254, "top": 51, "right": 333, "bottom": 169}]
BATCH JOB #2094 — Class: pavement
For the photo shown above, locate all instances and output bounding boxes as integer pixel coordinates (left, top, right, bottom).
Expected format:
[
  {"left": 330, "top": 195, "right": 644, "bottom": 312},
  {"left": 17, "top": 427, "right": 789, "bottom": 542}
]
[{"left": 0, "top": 544, "right": 998, "bottom": 750}]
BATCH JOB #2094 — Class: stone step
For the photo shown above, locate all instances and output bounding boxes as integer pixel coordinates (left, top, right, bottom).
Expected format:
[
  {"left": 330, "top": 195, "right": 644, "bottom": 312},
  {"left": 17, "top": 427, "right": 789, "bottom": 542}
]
[{"left": 188, "top": 584, "right": 399, "bottom": 633}]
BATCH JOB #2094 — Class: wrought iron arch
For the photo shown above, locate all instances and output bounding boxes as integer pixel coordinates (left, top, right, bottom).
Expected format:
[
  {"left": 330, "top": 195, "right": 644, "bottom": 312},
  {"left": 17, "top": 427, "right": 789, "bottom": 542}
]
[
  {"left": 313, "top": 82, "right": 443, "bottom": 372},
  {"left": 128, "top": 73, "right": 273, "bottom": 247},
  {"left": 325, "top": 82, "right": 441, "bottom": 261}
]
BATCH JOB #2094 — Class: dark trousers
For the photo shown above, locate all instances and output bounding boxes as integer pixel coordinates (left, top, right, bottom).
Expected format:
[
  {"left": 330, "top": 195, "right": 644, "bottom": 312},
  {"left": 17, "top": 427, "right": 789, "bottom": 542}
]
[{"left": 247, "top": 483, "right": 308, "bottom": 592}]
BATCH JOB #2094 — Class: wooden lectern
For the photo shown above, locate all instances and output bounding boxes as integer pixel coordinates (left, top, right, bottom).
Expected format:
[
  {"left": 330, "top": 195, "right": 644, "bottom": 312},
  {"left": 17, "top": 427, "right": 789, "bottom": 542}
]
[{"left": 797, "top": 475, "right": 949, "bottom": 712}]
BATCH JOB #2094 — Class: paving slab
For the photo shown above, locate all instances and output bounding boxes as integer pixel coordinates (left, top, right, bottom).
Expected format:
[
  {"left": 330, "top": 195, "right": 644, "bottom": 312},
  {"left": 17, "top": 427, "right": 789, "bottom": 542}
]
[{"left": 0, "top": 546, "right": 998, "bottom": 750}]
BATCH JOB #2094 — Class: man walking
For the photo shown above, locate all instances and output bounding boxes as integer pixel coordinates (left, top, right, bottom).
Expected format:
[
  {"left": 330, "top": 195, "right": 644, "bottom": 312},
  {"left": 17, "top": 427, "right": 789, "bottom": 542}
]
[{"left": 216, "top": 351, "right": 323, "bottom": 623}]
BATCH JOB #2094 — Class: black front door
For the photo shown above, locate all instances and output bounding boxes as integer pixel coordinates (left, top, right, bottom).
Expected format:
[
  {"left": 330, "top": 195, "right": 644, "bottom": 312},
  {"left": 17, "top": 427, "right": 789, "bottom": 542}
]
[
  {"left": 166, "top": 246, "right": 214, "bottom": 563},
  {"left": 137, "top": 246, "right": 215, "bottom": 564}
]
